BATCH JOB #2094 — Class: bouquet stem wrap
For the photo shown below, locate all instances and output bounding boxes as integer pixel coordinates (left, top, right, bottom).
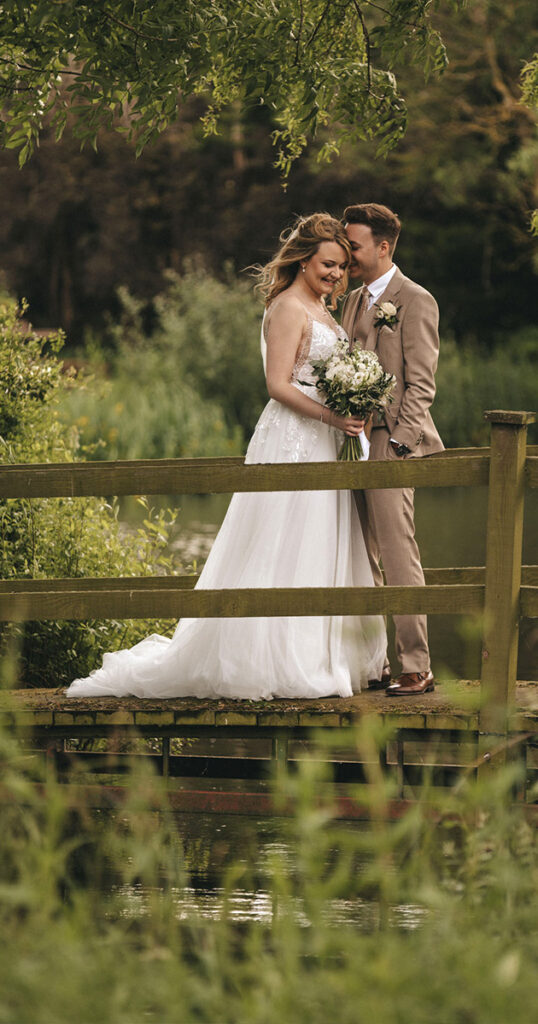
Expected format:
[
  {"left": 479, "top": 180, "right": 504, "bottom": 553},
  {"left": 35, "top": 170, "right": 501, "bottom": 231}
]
[{"left": 338, "top": 434, "right": 366, "bottom": 461}]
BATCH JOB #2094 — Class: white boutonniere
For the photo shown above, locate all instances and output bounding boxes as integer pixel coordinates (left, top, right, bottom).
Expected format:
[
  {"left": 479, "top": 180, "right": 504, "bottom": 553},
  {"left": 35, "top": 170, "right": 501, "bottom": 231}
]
[{"left": 373, "top": 301, "right": 400, "bottom": 330}]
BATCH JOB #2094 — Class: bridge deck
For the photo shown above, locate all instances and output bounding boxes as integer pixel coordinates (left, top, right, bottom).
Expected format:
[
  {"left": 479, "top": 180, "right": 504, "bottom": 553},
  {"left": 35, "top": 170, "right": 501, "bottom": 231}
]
[{"left": 2, "top": 681, "right": 537, "bottom": 735}]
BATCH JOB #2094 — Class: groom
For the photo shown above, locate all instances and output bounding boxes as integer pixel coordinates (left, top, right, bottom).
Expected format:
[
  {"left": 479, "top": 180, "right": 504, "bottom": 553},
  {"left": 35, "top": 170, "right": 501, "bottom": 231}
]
[{"left": 341, "top": 203, "right": 444, "bottom": 696}]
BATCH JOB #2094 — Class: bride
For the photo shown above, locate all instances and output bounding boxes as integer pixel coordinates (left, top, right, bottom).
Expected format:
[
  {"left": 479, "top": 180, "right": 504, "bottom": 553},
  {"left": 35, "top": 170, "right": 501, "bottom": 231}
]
[{"left": 66, "top": 213, "right": 387, "bottom": 700}]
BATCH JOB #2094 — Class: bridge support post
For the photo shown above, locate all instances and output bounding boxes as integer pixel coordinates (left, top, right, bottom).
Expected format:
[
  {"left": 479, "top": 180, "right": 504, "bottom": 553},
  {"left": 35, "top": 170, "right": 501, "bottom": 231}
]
[
  {"left": 479, "top": 410, "right": 535, "bottom": 767},
  {"left": 272, "top": 732, "right": 288, "bottom": 770},
  {"left": 162, "top": 737, "right": 170, "bottom": 778}
]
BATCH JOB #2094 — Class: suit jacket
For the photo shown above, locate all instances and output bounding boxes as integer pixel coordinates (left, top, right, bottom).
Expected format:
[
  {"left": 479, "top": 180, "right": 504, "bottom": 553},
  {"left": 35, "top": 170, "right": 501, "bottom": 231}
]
[{"left": 341, "top": 267, "right": 444, "bottom": 457}]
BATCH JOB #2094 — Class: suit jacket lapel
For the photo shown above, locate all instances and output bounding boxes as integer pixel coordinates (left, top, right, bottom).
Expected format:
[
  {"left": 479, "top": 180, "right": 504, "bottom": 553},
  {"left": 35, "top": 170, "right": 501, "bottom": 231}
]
[
  {"left": 356, "top": 304, "right": 377, "bottom": 350},
  {"left": 361, "top": 267, "right": 406, "bottom": 351}
]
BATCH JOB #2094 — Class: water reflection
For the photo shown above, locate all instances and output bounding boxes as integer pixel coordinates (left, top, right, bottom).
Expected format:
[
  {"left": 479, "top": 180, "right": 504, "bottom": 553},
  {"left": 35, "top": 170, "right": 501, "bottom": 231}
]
[
  {"left": 112, "top": 883, "right": 426, "bottom": 929},
  {"left": 102, "top": 812, "right": 426, "bottom": 930}
]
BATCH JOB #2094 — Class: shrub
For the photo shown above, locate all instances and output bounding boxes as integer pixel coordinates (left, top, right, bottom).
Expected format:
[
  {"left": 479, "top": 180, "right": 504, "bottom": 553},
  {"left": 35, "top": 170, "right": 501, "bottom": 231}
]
[
  {"left": 0, "top": 300, "right": 180, "bottom": 689},
  {"left": 433, "top": 329, "right": 538, "bottom": 447},
  {"left": 59, "top": 265, "right": 266, "bottom": 461}
]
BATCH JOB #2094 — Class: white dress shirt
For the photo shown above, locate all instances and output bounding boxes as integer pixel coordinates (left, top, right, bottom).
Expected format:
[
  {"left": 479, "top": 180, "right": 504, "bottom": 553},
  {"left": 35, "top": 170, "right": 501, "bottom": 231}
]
[{"left": 365, "top": 263, "right": 398, "bottom": 309}]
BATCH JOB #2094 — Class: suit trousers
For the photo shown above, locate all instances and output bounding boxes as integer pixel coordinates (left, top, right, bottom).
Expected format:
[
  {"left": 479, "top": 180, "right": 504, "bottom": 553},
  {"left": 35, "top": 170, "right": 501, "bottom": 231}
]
[{"left": 354, "top": 427, "right": 430, "bottom": 674}]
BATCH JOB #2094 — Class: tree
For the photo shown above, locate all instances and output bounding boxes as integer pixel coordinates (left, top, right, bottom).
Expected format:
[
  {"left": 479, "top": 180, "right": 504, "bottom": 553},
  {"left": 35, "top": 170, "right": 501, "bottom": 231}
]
[
  {"left": 0, "top": 0, "right": 460, "bottom": 172},
  {"left": 315, "top": 0, "right": 538, "bottom": 339},
  {"left": 0, "top": 2, "right": 535, "bottom": 341},
  {"left": 521, "top": 50, "right": 538, "bottom": 233}
]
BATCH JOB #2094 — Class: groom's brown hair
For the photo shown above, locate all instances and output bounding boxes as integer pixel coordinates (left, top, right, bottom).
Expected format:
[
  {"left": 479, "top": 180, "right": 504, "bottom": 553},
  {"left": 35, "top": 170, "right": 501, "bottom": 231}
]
[{"left": 343, "top": 203, "right": 401, "bottom": 255}]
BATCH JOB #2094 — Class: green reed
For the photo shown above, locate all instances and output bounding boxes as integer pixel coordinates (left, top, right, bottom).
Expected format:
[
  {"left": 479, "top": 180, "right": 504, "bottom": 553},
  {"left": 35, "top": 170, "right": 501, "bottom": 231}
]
[{"left": 0, "top": 704, "right": 536, "bottom": 1024}]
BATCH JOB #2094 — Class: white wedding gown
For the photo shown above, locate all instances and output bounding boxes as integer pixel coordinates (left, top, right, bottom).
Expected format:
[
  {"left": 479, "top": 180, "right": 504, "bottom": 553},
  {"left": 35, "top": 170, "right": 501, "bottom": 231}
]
[{"left": 66, "top": 313, "right": 387, "bottom": 700}]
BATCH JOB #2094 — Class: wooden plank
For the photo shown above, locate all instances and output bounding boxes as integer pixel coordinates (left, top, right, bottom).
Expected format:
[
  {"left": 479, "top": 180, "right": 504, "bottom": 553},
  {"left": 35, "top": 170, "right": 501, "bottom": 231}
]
[
  {"left": 0, "top": 576, "right": 199, "bottom": 593},
  {"left": 298, "top": 711, "right": 342, "bottom": 727},
  {"left": 2, "top": 566, "right": 536, "bottom": 594},
  {"left": 215, "top": 710, "right": 258, "bottom": 726},
  {"left": 425, "top": 713, "right": 479, "bottom": 731},
  {"left": 258, "top": 712, "right": 299, "bottom": 727},
  {"left": 95, "top": 711, "right": 135, "bottom": 726},
  {"left": 424, "top": 445, "right": 538, "bottom": 459},
  {"left": 424, "top": 566, "right": 537, "bottom": 585},
  {"left": 521, "top": 587, "right": 538, "bottom": 618},
  {"left": 3, "top": 781, "right": 536, "bottom": 822},
  {"left": 55, "top": 712, "right": 95, "bottom": 726},
  {"left": 483, "top": 411, "right": 535, "bottom": 426},
  {"left": 0, "top": 584, "right": 485, "bottom": 621},
  {"left": 526, "top": 457, "right": 538, "bottom": 488},
  {"left": 135, "top": 711, "right": 175, "bottom": 726},
  {"left": 174, "top": 709, "right": 216, "bottom": 725},
  {"left": 0, "top": 453, "right": 490, "bottom": 498},
  {"left": 480, "top": 413, "right": 532, "bottom": 732},
  {"left": 50, "top": 751, "right": 475, "bottom": 787}
]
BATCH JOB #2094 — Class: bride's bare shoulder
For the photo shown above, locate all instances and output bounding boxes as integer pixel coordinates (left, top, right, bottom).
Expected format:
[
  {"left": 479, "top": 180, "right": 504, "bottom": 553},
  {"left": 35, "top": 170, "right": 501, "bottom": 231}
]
[{"left": 266, "top": 291, "right": 307, "bottom": 331}]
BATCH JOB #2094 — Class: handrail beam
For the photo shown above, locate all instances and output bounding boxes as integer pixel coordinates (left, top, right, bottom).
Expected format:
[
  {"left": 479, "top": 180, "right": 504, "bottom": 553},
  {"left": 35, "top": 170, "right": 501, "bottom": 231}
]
[
  {"left": 0, "top": 453, "right": 491, "bottom": 498},
  {"left": 0, "top": 583, "right": 484, "bottom": 621}
]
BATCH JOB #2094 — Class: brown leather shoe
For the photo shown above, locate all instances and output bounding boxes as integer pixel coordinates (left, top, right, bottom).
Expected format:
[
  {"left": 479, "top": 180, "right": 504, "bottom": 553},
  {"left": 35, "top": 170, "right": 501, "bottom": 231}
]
[
  {"left": 386, "top": 670, "right": 435, "bottom": 696},
  {"left": 367, "top": 666, "right": 392, "bottom": 691}
]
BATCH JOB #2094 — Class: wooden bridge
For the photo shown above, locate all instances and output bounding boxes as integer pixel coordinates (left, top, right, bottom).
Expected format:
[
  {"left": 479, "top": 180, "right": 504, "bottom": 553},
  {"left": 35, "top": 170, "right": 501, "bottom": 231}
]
[{"left": 1, "top": 409, "right": 537, "bottom": 816}]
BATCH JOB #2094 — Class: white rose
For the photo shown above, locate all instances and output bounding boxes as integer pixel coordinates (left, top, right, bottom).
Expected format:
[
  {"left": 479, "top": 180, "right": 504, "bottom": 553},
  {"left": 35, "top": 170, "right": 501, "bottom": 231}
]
[{"left": 379, "top": 301, "right": 397, "bottom": 317}]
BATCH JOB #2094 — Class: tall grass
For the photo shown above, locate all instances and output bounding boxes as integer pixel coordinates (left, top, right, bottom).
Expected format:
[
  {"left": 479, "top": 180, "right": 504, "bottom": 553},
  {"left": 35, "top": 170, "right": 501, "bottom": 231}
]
[{"left": 1, "top": 709, "right": 536, "bottom": 1024}]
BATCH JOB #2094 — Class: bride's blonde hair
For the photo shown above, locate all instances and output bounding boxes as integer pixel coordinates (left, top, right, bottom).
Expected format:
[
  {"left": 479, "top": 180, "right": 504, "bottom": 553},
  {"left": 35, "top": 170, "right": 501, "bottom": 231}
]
[{"left": 254, "top": 213, "right": 351, "bottom": 309}]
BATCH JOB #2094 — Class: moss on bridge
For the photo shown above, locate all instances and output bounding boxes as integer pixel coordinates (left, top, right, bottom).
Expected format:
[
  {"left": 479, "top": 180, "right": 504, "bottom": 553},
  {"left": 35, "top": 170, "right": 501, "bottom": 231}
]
[{"left": 1, "top": 681, "right": 536, "bottom": 733}]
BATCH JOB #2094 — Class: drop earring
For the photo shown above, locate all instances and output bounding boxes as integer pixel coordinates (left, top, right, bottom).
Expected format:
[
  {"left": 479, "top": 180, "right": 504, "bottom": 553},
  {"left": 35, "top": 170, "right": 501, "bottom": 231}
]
[{"left": 301, "top": 265, "right": 306, "bottom": 273}]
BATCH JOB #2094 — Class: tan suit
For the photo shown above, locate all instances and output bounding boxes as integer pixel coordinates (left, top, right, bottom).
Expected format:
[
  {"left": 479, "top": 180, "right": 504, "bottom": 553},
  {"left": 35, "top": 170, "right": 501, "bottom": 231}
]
[{"left": 341, "top": 268, "right": 444, "bottom": 673}]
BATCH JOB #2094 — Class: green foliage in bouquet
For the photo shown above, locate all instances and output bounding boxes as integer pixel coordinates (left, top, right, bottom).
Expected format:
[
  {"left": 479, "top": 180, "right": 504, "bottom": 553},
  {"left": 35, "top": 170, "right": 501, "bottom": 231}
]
[
  {"left": 309, "top": 341, "right": 396, "bottom": 461},
  {"left": 0, "top": 300, "right": 180, "bottom": 689}
]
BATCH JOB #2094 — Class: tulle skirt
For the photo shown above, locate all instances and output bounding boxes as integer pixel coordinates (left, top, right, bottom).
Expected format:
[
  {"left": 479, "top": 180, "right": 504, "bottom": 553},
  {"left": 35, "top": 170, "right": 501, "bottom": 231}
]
[{"left": 66, "top": 395, "right": 386, "bottom": 699}]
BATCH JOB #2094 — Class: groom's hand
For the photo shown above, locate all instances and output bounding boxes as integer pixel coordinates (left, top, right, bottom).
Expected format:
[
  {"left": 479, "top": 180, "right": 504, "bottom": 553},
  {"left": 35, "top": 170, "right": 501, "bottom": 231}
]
[{"left": 390, "top": 439, "right": 411, "bottom": 457}]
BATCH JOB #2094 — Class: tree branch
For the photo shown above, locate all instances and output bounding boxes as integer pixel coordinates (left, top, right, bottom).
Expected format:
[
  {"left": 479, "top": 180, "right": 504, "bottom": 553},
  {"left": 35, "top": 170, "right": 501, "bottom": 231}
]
[
  {"left": 307, "top": 0, "right": 332, "bottom": 47},
  {"left": 351, "top": 1, "right": 371, "bottom": 92},
  {"left": 101, "top": 9, "right": 179, "bottom": 44},
  {"left": 0, "top": 55, "right": 80, "bottom": 77},
  {"left": 294, "top": 0, "right": 304, "bottom": 65},
  {"left": 362, "top": 0, "right": 422, "bottom": 31}
]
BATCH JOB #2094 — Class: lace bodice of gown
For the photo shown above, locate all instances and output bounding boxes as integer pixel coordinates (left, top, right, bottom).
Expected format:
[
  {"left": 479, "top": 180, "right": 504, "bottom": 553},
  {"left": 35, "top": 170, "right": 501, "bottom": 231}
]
[
  {"left": 261, "top": 302, "right": 347, "bottom": 381},
  {"left": 249, "top": 306, "right": 348, "bottom": 465}
]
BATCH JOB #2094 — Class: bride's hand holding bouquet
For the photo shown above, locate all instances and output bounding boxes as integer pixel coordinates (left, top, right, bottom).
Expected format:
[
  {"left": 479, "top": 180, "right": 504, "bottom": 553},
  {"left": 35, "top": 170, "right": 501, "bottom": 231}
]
[{"left": 310, "top": 340, "right": 396, "bottom": 460}]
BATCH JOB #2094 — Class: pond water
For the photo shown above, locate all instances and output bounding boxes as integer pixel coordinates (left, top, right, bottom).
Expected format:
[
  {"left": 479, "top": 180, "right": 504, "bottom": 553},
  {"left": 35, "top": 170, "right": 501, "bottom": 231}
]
[
  {"left": 105, "top": 811, "right": 426, "bottom": 930},
  {"left": 122, "top": 485, "right": 538, "bottom": 679}
]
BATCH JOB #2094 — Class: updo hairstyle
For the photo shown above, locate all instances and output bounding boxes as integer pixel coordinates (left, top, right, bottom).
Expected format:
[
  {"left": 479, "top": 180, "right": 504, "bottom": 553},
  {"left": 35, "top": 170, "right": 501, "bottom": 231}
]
[{"left": 255, "top": 212, "right": 350, "bottom": 309}]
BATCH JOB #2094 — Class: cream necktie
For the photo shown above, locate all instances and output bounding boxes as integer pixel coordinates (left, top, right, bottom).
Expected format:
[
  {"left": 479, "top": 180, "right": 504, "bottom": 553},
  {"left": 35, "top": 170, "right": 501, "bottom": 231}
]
[
  {"left": 357, "top": 285, "right": 372, "bottom": 319},
  {"left": 349, "top": 286, "right": 371, "bottom": 352}
]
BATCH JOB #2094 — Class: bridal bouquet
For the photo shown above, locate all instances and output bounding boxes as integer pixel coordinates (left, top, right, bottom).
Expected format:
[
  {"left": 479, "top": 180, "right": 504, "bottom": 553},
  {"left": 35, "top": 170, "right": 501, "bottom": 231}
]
[{"left": 309, "top": 339, "right": 396, "bottom": 460}]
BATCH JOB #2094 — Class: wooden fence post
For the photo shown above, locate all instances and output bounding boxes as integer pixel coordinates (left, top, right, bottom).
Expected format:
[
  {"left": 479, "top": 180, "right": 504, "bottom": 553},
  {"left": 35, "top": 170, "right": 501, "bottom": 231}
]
[{"left": 480, "top": 410, "right": 535, "bottom": 737}]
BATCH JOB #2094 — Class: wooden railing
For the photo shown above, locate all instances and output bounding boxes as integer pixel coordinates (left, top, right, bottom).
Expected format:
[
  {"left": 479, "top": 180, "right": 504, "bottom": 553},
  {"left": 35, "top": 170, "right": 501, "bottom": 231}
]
[{"left": 1, "top": 409, "right": 536, "bottom": 734}]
